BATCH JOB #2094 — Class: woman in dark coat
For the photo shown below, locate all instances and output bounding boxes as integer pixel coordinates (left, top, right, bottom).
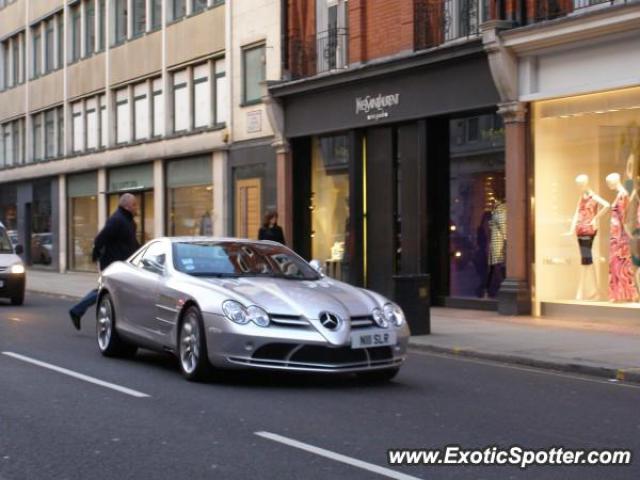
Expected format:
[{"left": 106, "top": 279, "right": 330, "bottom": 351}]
[{"left": 258, "top": 211, "right": 285, "bottom": 245}]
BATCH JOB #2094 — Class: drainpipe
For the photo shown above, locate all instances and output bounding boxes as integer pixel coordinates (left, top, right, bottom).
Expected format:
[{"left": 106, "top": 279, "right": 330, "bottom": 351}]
[{"left": 281, "top": 0, "right": 289, "bottom": 78}]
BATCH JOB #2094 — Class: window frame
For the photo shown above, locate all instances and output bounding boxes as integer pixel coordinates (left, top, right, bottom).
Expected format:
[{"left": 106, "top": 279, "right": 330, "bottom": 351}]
[{"left": 241, "top": 43, "right": 266, "bottom": 106}]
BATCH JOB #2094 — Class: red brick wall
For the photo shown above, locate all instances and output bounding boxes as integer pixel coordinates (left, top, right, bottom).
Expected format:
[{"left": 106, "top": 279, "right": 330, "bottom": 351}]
[{"left": 349, "top": 0, "right": 416, "bottom": 64}]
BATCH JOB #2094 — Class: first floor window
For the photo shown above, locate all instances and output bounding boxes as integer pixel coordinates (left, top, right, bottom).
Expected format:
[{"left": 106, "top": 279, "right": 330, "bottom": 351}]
[
  {"left": 171, "top": 0, "right": 186, "bottom": 21},
  {"left": 57, "top": 107, "right": 64, "bottom": 156},
  {"left": 152, "top": 78, "right": 164, "bottom": 136},
  {"left": 86, "top": 98, "right": 98, "bottom": 150},
  {"left": 72, "top": 102, "right": 84, "bottom": 153},
  {"left": 116, "top": 88, "right": 131, "bottom": 144},
  {"left": 99, "top": 95, "right": 107, "bottom": 147},
  {"left": 134, "top": 82, "right": 149, "bottom": 140},
  {"left": 242, "top": 44, "right": 266, "bottom": 104},
  {"left": 32, "top": 114, "right": 43, "bottom": 161},
  {"left": 173, "top": 70, "right": 188, "bottom": 132},
  {"left": 193, "top": 63, "right": 210, "bottom": 128},
  {"left": 215, "top": 59, "right": 227, "bottom": 125},
  {"left": 44, "top": 109, "right": 55, "bottom": 158}
]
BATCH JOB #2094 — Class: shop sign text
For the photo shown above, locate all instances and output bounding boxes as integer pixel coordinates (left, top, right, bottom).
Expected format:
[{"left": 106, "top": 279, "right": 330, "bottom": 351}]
[{"left": 355, "top": 93, "right": 400, "bottom": 121}]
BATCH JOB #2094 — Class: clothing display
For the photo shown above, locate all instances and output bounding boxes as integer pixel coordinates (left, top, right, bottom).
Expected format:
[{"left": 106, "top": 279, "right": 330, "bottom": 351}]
[
  {"left": 608, "top": 191, "right": 637, "bottom": 302},
  {"left": 632, "top": 200, "right": 640, "bottom": 267},
  {"left": 575, "top": 192, "right": 600, "bottom": 265},
  {"left": 488, "top": 201, "right": 507, "bottom": 266},
  {"left": 577, "top": 235, "right": 596, "bottom": 266}
]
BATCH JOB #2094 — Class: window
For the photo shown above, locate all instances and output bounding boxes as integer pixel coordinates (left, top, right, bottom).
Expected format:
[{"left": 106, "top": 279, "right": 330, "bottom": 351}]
[
  {"left": 151, "top": 0, "right": 162, "bottom": 30},
  {"left": 114, "top": 0, "right": 128, "bottom": 44},
  {"left": 72, "top": 101, "right": 84, "bottom": 153},
  {"left": 85, "top": 0, "right": 96, "bottom": 56},
  {"left": 193, "top": 64, "right": 211, "bottom": 128},
  {"left": 99, "top": 94, "right": 107, "bottom": 147},
  {"left": 98, "top": 0, "right": 106, "bottom": 51},
  {"left": 133, "top": 0, "right": 146, "bottom": 37},
  {"left": 32, "top": 27, "right": 42, "bottom": 77},
  {"left": 152, "top": 78, "right": 164, "bottom": 137},
  {"left": 12, "top": 34, "right": 21, "bottom": 85},
  {"left": 71, "top": 3, "right": 81, "bottom": 62},
  {"left": 56, "top": 13, "right": 64, "bottom": 68},
  {"left": 116, "top": 88, "right": 131, "bottom": 144},
  {"left": 86, "top": 98, "right": 98, "bottom": 150},
  {"left": 173, "top": 70, "right": 189, "bottom": 132},
  {"left": 171, "top": 0, "right": 186, "bottom": 21},
  {"left": 133, "top": 82, "right": 149, "bottom": 140},
  {"left": 32, "top": 113, "right": 43, "bottom": 161},
  {"left": 57, "top": 106, "right": 64, "bottom": 156},
  {"left": 193, "top": 0, "right": 208, "bottom": 14},
  {"left": 2, "top": 123, "right": 13, "bottom": 167},
  {"left": 215, "top": 58, "right": 227, "bottom": 124},
  {"left": 0, "top": 32, "right": 25, "bottom": 90},
  {"left": 242, "top": 44, "right": 266, "bottom": 104},
  {"left": 45, "top": 20, "right": 55, "bottom": 72},
  {"left": 44, "top": 109, "right": 56, "bottom": 159},
  {"left": 1, "top": 41, "right": 9, "bottom": 89}
]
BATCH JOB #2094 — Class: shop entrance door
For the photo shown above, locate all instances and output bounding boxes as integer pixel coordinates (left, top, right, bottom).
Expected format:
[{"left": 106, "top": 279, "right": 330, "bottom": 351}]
[
  {"left": 235, "top": 178, "right": 262, "bottom": 240},
  {"left": 108, "top": 190, "right": 154, "bottom": 245}
]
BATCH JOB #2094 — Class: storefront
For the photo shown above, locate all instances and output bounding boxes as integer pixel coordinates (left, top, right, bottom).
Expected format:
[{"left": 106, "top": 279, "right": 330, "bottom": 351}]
[
  {"left": 166, "top": 156, "right": 214, "bottom": 236},
  {"left": 107, "top": 164, "right": 155, "bottom": 244},
  {"left": 67, "top": 172, "right": 98, "bottom": 272},
  {"left": 272, "top": 45, "right": 503, "bottom": 307},
  {"left": 533, "top": 86, "right": 640, "bottom": 318}
]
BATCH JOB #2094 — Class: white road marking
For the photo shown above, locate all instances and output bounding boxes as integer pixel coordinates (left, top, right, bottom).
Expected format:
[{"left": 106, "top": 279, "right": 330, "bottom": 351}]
[
  {"left": 1, "top": 352, "right": 149, "bottom": 398},
  {"left": 410, "top": 350, "right": 640, "bottom": 389},
  {"left": 255, "top": 431, "right": 423, "bottom": 480}
]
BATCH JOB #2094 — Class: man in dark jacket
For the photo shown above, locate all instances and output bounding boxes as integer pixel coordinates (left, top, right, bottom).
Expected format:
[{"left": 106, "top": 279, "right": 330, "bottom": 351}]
[{"left": 69, "top": 193, "right": 140, "bottom": 330}]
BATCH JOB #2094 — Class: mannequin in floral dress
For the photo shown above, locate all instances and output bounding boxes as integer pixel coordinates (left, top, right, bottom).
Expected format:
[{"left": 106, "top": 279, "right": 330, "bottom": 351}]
[
  {"left": 564, "top": 174, "right": 609, "bottom": 300},
  {"left": 606, "top": 172, "right": 637, "bottom": 302}
]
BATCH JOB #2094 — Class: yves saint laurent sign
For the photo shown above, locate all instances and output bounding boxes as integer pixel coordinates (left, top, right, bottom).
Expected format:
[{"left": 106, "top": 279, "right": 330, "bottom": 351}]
[{"left": 355, "top": 93, "right": 400, "bottom": 121}]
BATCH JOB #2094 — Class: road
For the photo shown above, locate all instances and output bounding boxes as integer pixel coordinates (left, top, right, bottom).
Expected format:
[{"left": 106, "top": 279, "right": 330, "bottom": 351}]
[{"left": 0, "top": 293, "right": 638, "bottom": 480}]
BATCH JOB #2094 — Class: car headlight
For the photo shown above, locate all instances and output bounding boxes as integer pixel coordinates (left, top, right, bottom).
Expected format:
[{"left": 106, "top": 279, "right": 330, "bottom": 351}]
[
  {"left": 246, "top": 305, "right": 270, "bottom": 327},
  {"left": 10, "top": 264, "right": 25, "bottom": 274},
  {"left": 372, "top": 307, "right": 389, "bottom": 328},
  {"left": 383, "top": 303, "right": 405, "bottom": 327},
  {"left": 222, "top": 300, "right": 250, "bottom": 325}
]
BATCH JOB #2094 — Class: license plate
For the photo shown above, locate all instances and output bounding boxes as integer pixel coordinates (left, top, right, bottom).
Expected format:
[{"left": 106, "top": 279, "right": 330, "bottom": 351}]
[{"left": 351, "top": 330, "right": 397, "bottom": 349}]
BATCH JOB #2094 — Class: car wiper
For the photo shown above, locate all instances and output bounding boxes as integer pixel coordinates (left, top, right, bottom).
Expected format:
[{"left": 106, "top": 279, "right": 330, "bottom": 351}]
[{"left": 188, "top": 272, "right": 240, "bottom": 278}]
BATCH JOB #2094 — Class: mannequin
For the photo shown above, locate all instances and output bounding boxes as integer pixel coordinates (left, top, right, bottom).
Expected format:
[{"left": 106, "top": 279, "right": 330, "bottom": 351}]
[
  {"left": 486, "top": 193, "right": 507, "bottom": 298},
  {"left": 606, "top": 172, "right": 637, "bottom": 302},
  {"left": 564, "top": 174, "right": 609, "bottom": 300}
]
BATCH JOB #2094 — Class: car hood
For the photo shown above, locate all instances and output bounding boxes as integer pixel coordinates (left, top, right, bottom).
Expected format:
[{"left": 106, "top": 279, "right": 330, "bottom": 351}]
[
  {"left": 0, "top": 253, "right": 21, "bottom": 268},
  {"left": 202, "top": 276, "right": 380, "bottom": 320}
]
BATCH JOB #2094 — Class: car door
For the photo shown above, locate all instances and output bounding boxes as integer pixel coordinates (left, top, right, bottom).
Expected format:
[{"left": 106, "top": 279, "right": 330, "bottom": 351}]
[{"left": 124, "top": 241, "right": 166, "bottom": 343}]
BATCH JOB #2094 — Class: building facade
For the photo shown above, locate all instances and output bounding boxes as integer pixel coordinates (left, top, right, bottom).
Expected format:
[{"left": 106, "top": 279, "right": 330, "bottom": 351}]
[
  {"left": 484, "top": 0, "right": 640, "bottom": 320},
  {"left": 0, "top": 0, "right": 284, "bottom": 274},
  {"left": 269, "top": 0, "right": 508, "bottom": 311}
]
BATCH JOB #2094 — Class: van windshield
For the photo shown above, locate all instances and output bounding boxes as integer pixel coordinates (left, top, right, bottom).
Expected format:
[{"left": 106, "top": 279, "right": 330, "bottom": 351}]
[{"left": 0, "top": 228, "right": 13, "bottom": 254}]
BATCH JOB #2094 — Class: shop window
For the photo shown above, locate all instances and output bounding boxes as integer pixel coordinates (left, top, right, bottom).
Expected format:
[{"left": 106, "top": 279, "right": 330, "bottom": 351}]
[
  {"left": 311, "top": 135, "right": 351, "bottom": 281},
  {"left": 166, "top": 157, "right": 213, "bottom": 236},
  {"left": 448, "top": 113, "right": 505, "bottom": 299},
  {"left": 31, "top": 181, "right": 53, "bottom": 267},
  {"left": 68, "top": 173, "right": 98, "bottom": 272},
  {"left": 533, "top": 86, "right": 640, "bottom": 312}
]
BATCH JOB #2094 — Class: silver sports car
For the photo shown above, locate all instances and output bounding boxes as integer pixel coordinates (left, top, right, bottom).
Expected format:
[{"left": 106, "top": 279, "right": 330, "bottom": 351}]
[{"left": 97, "top": 237, "right": 410, "bottom": 381}]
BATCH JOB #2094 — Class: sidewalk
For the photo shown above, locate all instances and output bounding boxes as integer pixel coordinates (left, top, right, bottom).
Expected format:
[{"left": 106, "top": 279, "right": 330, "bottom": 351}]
[{"left": 25, "top": 269, "right": 640, "bottom": 383}]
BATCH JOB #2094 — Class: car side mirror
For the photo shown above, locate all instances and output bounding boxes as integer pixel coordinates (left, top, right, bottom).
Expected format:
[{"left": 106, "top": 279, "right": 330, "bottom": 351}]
[
  {"left": 15, "top": 244, "right": 23, "bottom": 255},
  {"left": 309, "top": 259, "right": 324, "bottom": 277},
  {"left": 142, "top": 258, "right": 164, "bottom": 274}
]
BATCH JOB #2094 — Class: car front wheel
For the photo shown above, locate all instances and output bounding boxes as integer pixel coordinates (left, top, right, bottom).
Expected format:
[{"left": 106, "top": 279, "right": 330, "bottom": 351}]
[
  {"left": 178, "top": 306, "right": 213, "bottom": 381},
  {"left": 97, "top": 293, "right": 137, "bottom": 357},
  {"left": 11, "top": 291, "right": 24, "bottom": 306}
]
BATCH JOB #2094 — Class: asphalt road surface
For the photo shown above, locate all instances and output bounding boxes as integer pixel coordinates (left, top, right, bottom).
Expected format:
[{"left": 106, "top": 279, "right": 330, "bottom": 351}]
[{"left": 0, "top": 293, "right": 638, "bottom": 480}]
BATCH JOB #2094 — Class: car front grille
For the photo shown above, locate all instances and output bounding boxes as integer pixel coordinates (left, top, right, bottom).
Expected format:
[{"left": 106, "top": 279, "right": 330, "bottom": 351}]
[
  {"left": 227, "top": 343, "right": 402, "bottom": 372},
  {"left": 350, "top": 315, "right": 376, "bottom": 329},
  {"left": 270, "top": 314, "right": 309, "bottom": 328}
]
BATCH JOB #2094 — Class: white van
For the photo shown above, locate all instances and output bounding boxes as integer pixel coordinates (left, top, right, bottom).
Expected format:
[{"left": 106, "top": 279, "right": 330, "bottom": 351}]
[{"left": 0, "top": 222, "right": 25, "bottom": 305}]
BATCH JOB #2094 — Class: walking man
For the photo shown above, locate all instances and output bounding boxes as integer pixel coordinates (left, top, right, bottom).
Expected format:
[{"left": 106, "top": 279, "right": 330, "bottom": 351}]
[{"left": 69, "top": 193, "right": 140, "bottom": 330}]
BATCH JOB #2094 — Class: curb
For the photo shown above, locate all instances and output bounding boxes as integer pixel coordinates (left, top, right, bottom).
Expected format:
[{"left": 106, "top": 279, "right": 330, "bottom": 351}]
[
  {"left": 26, "top": 289, "right": 83, "bottom": 301},
  {"left": 408, "top": 342, "right": 640, "bottom": 385}
]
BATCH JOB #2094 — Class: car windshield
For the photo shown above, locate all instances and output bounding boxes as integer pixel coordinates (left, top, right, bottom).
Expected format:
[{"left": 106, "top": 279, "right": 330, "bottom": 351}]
[
  {"left": 172, "top": 241, "right": 321, "bottom": 281},
  {"left": 0, "top": 228, "right": 13, "bottom": 254}
]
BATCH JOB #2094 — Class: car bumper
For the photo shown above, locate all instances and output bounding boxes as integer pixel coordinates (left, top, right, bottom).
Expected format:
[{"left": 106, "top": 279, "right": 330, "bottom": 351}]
[
  {"left": 0, "top": 273, "right": 25, "bottom": 299},
  {"left": 202, "top": 312, "right": 409, "bottom": 373}
]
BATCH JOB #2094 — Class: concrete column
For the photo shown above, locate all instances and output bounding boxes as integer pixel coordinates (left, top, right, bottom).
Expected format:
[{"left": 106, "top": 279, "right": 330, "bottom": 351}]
[
  {"left": 58, "top": 174, "right": 67, "bottom": 272},
  {"left": 97, "top": 167, "right": 107, "bottom": 228},
  {"left": 212, "top": 150, "right": 227, "bottom": 237},
  {"left": 497, "top": 101, "right": 531, "bottom": 315},
  {"left": 275, "top": 144, "right": 293, "bottom": 247},
  {"left": 153, "top": 159, "right": 164, "bottom": 238}
]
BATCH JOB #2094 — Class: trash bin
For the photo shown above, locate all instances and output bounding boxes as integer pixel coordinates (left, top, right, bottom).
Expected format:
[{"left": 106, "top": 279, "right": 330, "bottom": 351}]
[{"left": 393, "top": 274, "right": 430, "bottom": 335}]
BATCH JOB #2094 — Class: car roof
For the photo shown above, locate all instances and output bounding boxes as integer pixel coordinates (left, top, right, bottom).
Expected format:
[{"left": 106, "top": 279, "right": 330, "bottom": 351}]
[{"left": 166, "top": 236, "right": 281, "bottom": 246}]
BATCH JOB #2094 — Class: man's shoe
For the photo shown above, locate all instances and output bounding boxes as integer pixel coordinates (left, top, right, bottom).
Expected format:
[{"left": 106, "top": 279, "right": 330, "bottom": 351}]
[{"left": 69, "top": 311, "right": 81, "bottom": 331}]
